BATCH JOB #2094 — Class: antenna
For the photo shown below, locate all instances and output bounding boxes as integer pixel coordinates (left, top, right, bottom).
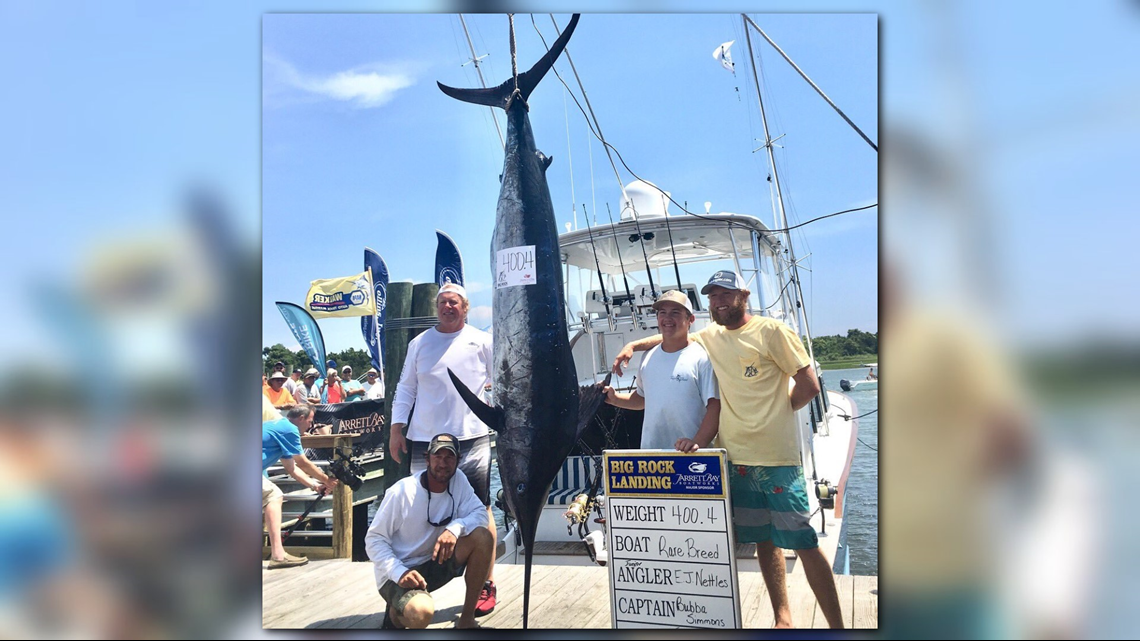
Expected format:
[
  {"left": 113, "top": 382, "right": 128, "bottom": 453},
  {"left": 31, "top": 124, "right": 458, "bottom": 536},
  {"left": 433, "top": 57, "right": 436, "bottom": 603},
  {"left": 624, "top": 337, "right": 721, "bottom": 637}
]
[
  {"left": 461, "top": 53, "right": 489, "bottom": 67},
  {"left": 458, "top": 15, "right": 505, "bottom": 150}
]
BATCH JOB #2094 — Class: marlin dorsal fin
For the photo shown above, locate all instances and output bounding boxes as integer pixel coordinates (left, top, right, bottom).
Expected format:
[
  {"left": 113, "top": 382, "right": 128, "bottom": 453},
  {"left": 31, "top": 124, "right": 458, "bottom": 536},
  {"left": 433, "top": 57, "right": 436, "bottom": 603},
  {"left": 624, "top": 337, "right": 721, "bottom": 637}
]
[{"left": 447, "top": 368, "right": 503, "bottom": 432}]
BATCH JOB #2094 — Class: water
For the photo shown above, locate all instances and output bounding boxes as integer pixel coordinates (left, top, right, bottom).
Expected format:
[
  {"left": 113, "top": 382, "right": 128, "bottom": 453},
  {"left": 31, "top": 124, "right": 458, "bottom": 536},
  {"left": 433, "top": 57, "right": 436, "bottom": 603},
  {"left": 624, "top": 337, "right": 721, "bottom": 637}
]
[
  {"left": 489, "top": 458, "right": 504, "bottom": 531},
  {"left": 821, "top": 367, "right": 879, "bottom": 576}
]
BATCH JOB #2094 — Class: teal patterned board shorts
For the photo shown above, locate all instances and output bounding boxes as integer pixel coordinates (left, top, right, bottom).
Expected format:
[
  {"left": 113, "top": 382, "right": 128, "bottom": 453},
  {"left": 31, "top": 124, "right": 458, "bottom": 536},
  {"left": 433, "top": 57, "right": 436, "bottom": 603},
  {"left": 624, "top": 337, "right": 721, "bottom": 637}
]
[{"left": 729, "top": 464, "right": 819, "bottom": 550}]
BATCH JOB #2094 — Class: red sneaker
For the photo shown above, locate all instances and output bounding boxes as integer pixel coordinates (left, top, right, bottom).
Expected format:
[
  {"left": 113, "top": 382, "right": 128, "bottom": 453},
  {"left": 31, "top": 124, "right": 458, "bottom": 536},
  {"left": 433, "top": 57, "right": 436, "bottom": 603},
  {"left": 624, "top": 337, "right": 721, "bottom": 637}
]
[{"left": 474, "top": 580, "right": 496, "bottom": 617}]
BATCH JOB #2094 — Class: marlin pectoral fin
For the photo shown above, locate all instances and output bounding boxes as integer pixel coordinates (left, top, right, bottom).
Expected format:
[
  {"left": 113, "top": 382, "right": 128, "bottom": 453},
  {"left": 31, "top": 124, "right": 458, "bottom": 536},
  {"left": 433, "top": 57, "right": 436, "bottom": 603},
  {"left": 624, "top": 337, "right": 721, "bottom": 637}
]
[
  {"left": 575, "top": 373, "right": 611, "bottom": 440},
  {"left": 447, "top": 368, "right": 503, "bottom": 432},
  {"left": 537, "top": 151, "right": 553, "bottom": 171}
]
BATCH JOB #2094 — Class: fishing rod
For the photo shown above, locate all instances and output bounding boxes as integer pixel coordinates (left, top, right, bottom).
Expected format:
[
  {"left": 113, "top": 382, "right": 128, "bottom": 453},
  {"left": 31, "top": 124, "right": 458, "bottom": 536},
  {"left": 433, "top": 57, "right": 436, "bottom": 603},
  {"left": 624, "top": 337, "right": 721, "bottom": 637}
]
[
  {"left": 663, "top": 203, "right": 684, "bottom": 292},
  {"left": 623, "top": 198, "right": 658, "bottom": 304},
  {"left": 543, "top": 15, "right": 630, "bottom": 221},
  {"left": 602, "top": 202, "right": 636, "bottom": 322},
  {"left": 582, "top": 205, "right": 614, "bottom": 331},
  {"left": 281, "top": 487, "right": 329, "bottom": 544}
]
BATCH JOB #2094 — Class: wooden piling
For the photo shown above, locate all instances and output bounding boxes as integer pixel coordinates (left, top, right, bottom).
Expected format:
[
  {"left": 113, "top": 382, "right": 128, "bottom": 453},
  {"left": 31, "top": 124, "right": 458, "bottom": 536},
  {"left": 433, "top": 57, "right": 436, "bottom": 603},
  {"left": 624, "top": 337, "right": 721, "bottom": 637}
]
[
  {"left": 382, "top": 281, "right": 413, "bottom": 492},
  {"left": 331, "top": 435, "right": 353, "bottom": 558},
  {"left": 409, "top": 282, "right": 439, "bottom": 343}
]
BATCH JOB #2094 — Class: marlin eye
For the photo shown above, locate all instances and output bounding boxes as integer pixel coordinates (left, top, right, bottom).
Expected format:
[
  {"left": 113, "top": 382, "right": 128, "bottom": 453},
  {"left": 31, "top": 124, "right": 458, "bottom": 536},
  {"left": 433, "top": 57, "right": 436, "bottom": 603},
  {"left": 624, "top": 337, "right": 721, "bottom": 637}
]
[{"left": 517, "top": 483, "right": 526, "bottom": 495}]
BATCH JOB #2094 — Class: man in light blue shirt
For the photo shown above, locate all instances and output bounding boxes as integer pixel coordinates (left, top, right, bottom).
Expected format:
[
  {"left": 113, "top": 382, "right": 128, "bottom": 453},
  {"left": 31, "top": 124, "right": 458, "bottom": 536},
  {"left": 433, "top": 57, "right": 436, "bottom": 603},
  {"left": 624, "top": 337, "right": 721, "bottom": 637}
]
[{"left": 262, "top": 405, "right": 337, "bottom": 569}]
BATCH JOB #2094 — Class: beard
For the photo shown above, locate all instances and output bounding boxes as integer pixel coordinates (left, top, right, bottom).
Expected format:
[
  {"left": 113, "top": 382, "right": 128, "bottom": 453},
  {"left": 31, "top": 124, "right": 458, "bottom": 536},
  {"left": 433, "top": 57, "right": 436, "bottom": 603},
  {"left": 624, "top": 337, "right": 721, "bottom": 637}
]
[
  {"left": 428, "top": 464, "right": 455, "bottom": 487},
  {"left": 710, "top": 298, "right": 747, "bottom": 326}
]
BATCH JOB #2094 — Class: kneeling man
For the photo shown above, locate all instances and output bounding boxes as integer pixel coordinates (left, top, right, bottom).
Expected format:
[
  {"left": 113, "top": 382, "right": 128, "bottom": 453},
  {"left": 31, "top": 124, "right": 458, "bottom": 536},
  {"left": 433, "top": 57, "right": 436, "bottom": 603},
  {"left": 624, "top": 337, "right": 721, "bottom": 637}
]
[{"left": 365, "top": 433, "right": 494, "bottom": 629}]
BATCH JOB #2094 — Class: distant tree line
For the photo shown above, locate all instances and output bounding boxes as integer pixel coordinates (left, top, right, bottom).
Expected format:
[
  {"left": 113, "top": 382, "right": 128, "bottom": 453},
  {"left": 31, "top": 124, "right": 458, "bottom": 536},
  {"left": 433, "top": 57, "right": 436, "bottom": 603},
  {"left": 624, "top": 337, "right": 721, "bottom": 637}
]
[
  {"left": 806, "top": 329, "right": 878, "bottom": 362},
  {"left": 261, "top": 344, "right": 373, "bottom": 378}
]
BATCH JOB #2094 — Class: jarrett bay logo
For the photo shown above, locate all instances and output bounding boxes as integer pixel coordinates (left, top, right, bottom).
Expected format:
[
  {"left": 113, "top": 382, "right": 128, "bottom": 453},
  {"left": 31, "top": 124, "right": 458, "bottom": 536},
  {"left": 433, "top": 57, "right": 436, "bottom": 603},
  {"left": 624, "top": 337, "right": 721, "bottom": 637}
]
[{"left": 336, "top": 412, "right": 384, "bottom": 435}]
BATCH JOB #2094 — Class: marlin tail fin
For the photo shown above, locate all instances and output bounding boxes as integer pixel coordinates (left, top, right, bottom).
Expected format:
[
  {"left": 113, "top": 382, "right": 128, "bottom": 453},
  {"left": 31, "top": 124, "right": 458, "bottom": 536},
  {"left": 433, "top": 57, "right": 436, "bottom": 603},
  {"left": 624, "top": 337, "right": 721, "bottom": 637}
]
[{"left": 437, "top": 14, "right": 580, "bottom": 110}]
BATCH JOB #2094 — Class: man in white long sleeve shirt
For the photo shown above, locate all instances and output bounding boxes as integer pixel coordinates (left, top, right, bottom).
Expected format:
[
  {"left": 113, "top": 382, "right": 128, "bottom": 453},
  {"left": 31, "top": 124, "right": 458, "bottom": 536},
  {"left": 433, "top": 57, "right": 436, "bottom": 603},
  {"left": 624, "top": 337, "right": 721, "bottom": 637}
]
[
  {"left": 365, "top": 434, "right": 494, "bottom": 629},
  {"left": 389, "top": 282, "right": 498, "bottom": 615}
]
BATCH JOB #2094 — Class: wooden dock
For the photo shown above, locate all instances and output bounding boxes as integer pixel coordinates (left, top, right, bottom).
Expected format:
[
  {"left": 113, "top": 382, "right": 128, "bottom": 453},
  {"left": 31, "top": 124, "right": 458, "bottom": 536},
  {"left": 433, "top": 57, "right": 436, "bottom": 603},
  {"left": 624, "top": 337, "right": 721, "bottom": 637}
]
[{"left": 263, "top": 560, "right": 877, "bottom": 629}]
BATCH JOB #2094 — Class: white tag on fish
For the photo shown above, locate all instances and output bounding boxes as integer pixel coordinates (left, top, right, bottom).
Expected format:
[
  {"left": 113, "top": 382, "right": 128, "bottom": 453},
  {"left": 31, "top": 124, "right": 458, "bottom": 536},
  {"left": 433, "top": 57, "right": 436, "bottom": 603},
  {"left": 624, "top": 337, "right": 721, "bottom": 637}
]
[{"left": 496, "top": 245, "right": 537, "bottom": 288}]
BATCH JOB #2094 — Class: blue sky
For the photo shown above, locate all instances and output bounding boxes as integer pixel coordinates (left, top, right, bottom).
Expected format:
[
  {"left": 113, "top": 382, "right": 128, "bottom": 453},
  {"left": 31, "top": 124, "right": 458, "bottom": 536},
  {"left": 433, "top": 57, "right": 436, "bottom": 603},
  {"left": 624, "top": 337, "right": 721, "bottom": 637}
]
[
  {"left": 261, "top": 13, "right": 878, "bottom": 354},
  {"left": 5, "top": 2, "right": 1134, "bottom": 369}
]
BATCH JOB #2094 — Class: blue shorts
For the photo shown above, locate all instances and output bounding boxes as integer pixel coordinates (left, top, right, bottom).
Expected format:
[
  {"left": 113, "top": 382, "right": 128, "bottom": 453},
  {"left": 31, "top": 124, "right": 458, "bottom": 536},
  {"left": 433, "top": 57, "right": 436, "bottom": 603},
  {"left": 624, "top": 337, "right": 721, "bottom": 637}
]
[{"left": 729, "top": 464, "right": 819, "bottom": 550}]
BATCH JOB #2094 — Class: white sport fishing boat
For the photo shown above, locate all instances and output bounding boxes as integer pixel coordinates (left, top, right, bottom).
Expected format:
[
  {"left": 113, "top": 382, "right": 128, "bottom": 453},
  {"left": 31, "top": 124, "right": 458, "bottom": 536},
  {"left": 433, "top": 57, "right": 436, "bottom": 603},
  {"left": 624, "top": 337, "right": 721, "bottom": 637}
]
[
  {"left": 492, "top": 13, "right": 872, "bottom": 582},
  {"left": 495, "top": 180, "right": 860, "bottom": 576}
]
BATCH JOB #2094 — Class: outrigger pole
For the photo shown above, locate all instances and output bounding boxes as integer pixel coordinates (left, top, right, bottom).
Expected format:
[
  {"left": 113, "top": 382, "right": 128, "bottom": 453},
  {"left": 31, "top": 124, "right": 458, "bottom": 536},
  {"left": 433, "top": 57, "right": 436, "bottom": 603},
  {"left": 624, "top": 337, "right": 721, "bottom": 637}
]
[
  {"left": 742, "top": 14, "right": 877, "bottom": 152},
  {"left": 743, "top": 16, "right": 824, "bottom": 465}
]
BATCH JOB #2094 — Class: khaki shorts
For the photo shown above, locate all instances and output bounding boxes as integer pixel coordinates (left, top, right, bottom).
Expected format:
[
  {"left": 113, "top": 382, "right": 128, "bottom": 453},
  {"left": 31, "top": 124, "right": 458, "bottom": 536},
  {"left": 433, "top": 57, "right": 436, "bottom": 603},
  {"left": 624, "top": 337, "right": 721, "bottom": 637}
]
[
  {"left": 262, "top": 475, "right": 283, "bottom": 507},
  {"left": 378, "top": 556, "right": 466, "bottom": 615}
]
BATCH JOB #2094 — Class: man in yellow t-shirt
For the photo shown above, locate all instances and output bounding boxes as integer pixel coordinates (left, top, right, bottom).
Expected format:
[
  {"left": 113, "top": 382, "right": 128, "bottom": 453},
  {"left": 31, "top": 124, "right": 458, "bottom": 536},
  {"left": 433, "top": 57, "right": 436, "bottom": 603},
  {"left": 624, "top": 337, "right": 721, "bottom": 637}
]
[{"left": 613, "top": 270, "right": 843, "bottom": 629}]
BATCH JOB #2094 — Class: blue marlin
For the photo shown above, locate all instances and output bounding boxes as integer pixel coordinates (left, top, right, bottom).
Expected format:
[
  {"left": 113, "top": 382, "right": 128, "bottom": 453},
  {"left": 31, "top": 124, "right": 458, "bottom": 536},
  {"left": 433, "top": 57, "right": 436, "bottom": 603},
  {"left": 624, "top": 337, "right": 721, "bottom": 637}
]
[{"left": 438, "top": 14, "right": 608, "bottom": 628}]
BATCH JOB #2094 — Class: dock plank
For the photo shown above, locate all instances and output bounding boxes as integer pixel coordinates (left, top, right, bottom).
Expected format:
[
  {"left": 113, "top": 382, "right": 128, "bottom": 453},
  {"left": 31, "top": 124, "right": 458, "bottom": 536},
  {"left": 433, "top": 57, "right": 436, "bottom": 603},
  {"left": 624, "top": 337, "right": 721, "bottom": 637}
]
[
  {"left": 263, "top": 560, "right": 876, "bottom": 629},
  {"left": 457, "top": 560, "right": 529, "bottom": 630},
  {"left": 786, "top": 562, "right": 817, "bottom": 629},
  {"left": 264, "top": 561, "right": 367, "bottom": 628},
  {"left": 739, "top": 571, "right": 774, "bottom": 628},
  {"left": 841, "top": 574, "right": 855, "bottom": 628},
  {"left": 529, "top": 566, "right": 607, "bottom": 628},
  {"left": 260, "top": 556, "right": 336, "bottom": 591},
  {"left": 852, "top": 574, "right": 877, "bottom": 629},
  {"left": 489, "top": 564, "right": 566, "bottom": 628},
  {"left": 533, "top": 566, "right": 610, "bottom": 626},
  {"left": 811, "top": 574, "right": 848, "bottom": 628}
]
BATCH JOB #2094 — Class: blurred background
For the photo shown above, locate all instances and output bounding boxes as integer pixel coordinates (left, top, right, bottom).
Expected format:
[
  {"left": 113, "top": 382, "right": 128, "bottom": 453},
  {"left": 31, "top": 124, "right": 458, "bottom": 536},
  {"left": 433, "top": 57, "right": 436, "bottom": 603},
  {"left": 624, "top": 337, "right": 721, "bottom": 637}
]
[{"left": 1, "top": 0, "right": 1137, "bottom": 638}]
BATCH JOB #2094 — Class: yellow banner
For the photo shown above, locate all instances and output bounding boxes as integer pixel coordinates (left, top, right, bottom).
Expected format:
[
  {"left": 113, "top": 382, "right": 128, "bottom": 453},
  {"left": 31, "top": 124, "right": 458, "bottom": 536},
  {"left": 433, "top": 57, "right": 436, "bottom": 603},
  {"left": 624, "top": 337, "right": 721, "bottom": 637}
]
[{"left": 305, "top": 271, "right": 375, "bottom": 318}]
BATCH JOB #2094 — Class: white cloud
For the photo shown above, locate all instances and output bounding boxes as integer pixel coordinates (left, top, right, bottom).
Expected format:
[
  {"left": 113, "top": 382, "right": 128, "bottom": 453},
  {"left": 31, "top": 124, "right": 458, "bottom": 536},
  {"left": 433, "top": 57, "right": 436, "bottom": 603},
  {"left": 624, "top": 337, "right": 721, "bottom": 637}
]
[
  {"left": 464, "top": 281, "right": 488, "bottom": 294},
  {"left": 264, "top": 53, "right": 415, "bottom": 109},
  {"left": 468, "top": 305, "right": 492, "bottom": 327}
]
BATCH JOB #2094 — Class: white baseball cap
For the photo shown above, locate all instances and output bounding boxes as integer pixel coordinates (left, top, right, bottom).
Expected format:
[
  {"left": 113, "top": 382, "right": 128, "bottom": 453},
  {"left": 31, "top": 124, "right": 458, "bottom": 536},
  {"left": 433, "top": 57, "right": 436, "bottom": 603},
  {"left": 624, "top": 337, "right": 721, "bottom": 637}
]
[{"left": 437, "top": 283, "right": 468, "bottom": 301}]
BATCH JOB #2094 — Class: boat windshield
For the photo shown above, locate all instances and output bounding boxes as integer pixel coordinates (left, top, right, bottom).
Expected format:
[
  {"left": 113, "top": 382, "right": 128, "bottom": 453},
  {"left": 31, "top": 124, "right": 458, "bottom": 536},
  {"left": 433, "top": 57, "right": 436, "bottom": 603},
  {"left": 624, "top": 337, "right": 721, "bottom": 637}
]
[{"left": 560, "top": 213, "right": 791, "bottom": 331}]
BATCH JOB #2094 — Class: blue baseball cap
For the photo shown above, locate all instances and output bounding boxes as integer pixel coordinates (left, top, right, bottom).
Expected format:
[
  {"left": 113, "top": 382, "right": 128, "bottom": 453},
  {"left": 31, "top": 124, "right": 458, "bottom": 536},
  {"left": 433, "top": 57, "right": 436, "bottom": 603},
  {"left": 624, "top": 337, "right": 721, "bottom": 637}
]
[{"left": 701, "top": 270, "right": 747, "bottom": 294}]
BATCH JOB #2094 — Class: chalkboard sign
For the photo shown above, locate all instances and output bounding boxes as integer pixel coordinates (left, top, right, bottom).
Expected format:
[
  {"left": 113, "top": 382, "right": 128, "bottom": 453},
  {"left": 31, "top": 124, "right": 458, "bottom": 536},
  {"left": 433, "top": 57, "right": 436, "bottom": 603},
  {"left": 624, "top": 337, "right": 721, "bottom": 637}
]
[{"left": 604, "top": 449, "right": 742, "bottom": 629}]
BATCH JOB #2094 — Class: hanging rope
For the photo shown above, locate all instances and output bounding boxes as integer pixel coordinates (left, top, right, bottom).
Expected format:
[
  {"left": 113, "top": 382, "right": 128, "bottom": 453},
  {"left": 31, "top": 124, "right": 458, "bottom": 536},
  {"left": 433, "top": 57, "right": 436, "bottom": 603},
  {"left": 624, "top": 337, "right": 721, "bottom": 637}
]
[{"left": 509, "top": 14, "right": 519, "bottom": 92}]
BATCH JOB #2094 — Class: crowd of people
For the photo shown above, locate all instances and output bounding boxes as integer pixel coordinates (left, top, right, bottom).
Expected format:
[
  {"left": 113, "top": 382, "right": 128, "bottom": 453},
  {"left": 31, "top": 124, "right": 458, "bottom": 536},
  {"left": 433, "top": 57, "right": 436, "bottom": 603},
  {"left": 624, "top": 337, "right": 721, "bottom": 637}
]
[{"left": 262, "top": 362, "right": 385, "bottom": 414}]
